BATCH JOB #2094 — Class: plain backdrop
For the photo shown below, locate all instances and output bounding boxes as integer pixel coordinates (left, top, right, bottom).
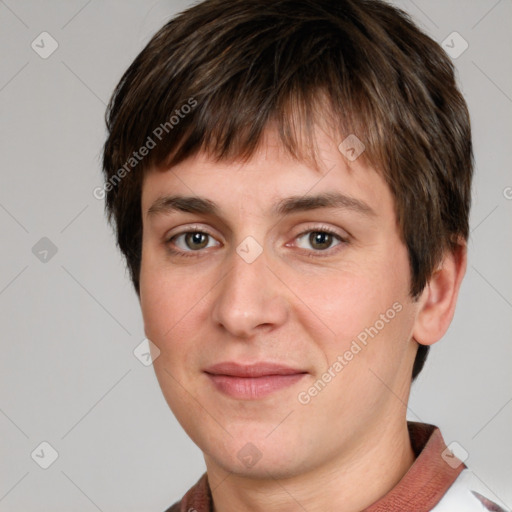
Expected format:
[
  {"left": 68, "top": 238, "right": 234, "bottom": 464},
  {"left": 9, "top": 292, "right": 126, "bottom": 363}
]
[{"left": 1, "top": 1, "right": 511, "bottom": 510}]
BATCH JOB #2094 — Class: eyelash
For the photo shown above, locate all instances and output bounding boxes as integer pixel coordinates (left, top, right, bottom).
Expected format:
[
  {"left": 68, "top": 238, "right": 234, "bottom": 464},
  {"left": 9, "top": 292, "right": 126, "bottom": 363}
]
[{"left": 165, "top": 224, "right": 349, "bottom": 259}]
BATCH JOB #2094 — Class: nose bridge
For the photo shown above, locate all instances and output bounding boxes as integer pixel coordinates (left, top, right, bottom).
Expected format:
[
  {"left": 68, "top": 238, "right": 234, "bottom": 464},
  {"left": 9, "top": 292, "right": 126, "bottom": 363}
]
[{"left": 211, "top": 237, "right": 287, "bottom": 337}]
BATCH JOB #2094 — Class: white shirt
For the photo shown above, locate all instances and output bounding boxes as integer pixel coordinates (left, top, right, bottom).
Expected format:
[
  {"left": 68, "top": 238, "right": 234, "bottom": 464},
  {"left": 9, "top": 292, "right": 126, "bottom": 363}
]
[{"left": 432, "top": 469, "right": 510, "bottom": 512}]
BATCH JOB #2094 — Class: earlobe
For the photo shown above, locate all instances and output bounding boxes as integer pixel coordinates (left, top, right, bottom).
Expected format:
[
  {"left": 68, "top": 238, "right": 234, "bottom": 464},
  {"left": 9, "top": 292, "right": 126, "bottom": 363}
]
[{"left": 412, "top": 240, "right": 467, "bottom": 346}]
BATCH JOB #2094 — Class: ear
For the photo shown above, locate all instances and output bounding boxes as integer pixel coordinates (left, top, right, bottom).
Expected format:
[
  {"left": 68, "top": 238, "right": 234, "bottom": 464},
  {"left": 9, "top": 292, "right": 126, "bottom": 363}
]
[{"left": 412, "top": 239, "right": 467, "bottom": 346}]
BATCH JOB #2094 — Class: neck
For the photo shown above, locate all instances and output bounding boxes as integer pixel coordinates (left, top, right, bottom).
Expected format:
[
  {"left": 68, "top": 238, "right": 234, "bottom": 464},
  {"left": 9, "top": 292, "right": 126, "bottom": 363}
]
[{"left": 206, "top": 417, "right": 415, "bottom": 512}]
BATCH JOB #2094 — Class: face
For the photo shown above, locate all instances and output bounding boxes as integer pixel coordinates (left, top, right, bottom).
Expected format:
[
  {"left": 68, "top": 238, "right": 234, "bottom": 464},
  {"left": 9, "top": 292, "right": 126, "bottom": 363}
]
[{"left": 139, "top": 127, "right": 420, "bottom": 479}]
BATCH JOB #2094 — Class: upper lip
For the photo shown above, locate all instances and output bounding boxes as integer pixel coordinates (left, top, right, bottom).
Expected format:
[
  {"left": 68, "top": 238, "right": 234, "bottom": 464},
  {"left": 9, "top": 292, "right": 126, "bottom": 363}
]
[{"left": 204, "top": 362, "right": 306, "bottom": 378}]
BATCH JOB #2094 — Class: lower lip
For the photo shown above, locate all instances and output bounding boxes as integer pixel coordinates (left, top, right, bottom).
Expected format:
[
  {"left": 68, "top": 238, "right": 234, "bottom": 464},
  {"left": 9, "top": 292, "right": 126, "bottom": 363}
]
[{"left": 206, "top": 373, "right": 306, "bottom": 400}]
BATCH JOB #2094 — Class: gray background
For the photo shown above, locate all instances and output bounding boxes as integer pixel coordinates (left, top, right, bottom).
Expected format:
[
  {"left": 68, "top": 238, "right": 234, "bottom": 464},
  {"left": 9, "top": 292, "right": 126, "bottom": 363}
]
[{"left": 0, "top": 0, "right": 511, "bottom": 510}]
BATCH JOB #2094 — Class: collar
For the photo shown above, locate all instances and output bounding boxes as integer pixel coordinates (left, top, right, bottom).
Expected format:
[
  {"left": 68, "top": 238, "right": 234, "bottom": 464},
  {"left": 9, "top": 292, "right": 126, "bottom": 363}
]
[{"left": 167, "top": 422, "right": 465, "bottom": 512}]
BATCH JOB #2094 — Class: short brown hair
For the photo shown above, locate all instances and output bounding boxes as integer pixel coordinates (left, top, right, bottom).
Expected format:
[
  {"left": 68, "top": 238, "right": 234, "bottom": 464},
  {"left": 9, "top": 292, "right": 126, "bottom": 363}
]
[{"left": 102, "top": 0, "right": 473, "bottom": 381}]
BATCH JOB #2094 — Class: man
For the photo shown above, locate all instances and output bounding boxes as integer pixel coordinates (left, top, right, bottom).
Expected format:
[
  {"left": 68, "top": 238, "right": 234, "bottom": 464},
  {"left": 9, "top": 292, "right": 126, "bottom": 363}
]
[{"left": 101, "top": 0, "right": 509, "bottom": 510}]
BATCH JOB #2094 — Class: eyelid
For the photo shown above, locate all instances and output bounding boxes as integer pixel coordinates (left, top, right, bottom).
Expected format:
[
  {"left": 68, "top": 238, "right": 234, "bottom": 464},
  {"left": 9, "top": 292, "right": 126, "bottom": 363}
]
[
  {"left": 165, "top": 224, "right": 219, "bottom": 242},
  {"left": 291, "top": 222, "right": 349, "bottom": 239}
]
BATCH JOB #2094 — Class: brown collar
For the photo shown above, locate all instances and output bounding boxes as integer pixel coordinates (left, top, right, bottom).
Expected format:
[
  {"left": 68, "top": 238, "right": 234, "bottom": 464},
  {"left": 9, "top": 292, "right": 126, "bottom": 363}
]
[
  {"left": 166, "top": 422, "right": 465, "bottom": 512},
  {"left": 363, "top": 422, "right": 465, "bottom": 511}
]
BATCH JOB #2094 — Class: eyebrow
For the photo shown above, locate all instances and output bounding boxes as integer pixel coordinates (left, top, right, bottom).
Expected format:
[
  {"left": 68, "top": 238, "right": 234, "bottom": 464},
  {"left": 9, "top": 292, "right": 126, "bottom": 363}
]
[{"left": 147, "top": 192, "right": 376, "bottom": 218}]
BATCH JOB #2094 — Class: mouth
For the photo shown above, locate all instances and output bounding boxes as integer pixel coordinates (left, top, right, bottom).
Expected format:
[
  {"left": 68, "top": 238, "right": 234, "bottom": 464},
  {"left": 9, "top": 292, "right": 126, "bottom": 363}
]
[{"left": 204, "top": 362, "right": 308, "bottom": 400}]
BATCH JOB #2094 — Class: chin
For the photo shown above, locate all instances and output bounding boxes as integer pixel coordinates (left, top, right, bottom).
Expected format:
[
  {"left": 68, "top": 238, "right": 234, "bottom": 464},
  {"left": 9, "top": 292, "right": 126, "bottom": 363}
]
[
  {"left": 206, "top": 443, "right": 306, "bottom": 480},
  {"left": 199, "top": 427, "right": 312, "bottom": 478}
]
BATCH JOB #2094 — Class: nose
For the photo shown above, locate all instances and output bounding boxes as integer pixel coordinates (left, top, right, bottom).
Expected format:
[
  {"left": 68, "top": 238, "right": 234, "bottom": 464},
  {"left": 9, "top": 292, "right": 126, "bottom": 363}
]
[{"left": 210, "top": 240, "right": 289, "bottom": 339}]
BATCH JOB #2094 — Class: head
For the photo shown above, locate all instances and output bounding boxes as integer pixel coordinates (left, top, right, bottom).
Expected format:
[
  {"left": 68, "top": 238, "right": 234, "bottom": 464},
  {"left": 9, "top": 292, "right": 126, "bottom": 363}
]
[{"left": 102, "top": 0, "right": 472, "bottom": 478}]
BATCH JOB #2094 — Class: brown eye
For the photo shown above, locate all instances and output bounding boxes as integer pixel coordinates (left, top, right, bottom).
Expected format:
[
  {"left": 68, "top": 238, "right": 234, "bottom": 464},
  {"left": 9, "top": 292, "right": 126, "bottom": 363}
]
[
  {"left": 308, "top": 232, "right": 335, "bottom": 250},
  {"left": 168, "top": 230, "right": 219, "bottom": 255},
  {"left": 295, "top": 229, "right": 343, "bottom": 252},
  {"left": 184, "top": 232, "right": 210, "bottom": 250}
]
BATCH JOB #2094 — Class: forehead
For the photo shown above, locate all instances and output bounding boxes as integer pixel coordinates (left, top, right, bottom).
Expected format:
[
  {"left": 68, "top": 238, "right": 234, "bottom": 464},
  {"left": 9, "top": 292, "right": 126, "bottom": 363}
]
[{"left": 141, "top": 128, "right": 393, "bottom": 221}]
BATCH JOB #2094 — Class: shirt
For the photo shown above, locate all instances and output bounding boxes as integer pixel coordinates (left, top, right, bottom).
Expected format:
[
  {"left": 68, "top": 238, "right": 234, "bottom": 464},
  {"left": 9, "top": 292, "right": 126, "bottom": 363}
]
[{"left": 164, "top": 422, "right": 509, "bottom": 511}]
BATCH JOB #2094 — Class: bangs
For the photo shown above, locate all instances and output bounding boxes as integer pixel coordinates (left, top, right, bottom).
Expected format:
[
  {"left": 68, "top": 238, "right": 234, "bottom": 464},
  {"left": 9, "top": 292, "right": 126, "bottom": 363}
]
[
  {"left": 155, "top": 88, "right": 375, "bottom": 173},
  {"left": 104, "top": 2, "right": 396, "bottom": 179}
]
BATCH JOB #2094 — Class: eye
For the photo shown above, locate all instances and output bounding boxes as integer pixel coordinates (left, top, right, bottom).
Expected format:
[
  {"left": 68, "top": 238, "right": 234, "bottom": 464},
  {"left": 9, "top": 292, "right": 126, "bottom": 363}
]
[
  {"left": 167, "top": 230, "right": 220, "bottom": 256},
  {"left": 293, "top": 226, "right": 348, "bottom": 254},
  {"left": 165, "top": 225, "right": 349, "bottom": 259}
]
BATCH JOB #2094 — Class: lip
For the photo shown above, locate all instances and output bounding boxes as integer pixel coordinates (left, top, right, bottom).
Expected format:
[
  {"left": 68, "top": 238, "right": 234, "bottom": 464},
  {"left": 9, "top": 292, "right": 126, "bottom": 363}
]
[{"left": 204, "top": 362, "right": 307, "bottom": 400}]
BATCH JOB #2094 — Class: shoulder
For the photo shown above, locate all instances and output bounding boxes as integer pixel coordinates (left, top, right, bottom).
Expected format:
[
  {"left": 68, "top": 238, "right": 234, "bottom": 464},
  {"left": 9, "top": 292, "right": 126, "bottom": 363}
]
[{"left": 431, "top": 469, "right": 510, "bottom": 512}]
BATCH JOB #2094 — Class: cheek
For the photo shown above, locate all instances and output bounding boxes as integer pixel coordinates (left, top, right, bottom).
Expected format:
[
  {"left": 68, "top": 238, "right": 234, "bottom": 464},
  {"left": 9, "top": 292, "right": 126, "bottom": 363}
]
[
  {"left": 140, "top": 262, "right": 189, "bottom": 348},
  {"left": 139, "top": 270, "right": 170, "bottom": 343},
  {"left": 291, "top": 268, "right": 399, "bottom": 348},
  {"left": 139, "top": 261, "right": 215, "bottom": 380},
  {"left": 139, "top": 266, "right": 207, "bottom": 424},
  {"left": 289, "top": 252, "right": 413, "bottom": 387}
]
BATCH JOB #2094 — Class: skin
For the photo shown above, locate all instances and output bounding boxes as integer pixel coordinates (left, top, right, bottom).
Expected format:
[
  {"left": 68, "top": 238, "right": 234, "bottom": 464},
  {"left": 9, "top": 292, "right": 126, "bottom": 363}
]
[{"left": 139, "top": 126, "right": 467, "bottom": 512}]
